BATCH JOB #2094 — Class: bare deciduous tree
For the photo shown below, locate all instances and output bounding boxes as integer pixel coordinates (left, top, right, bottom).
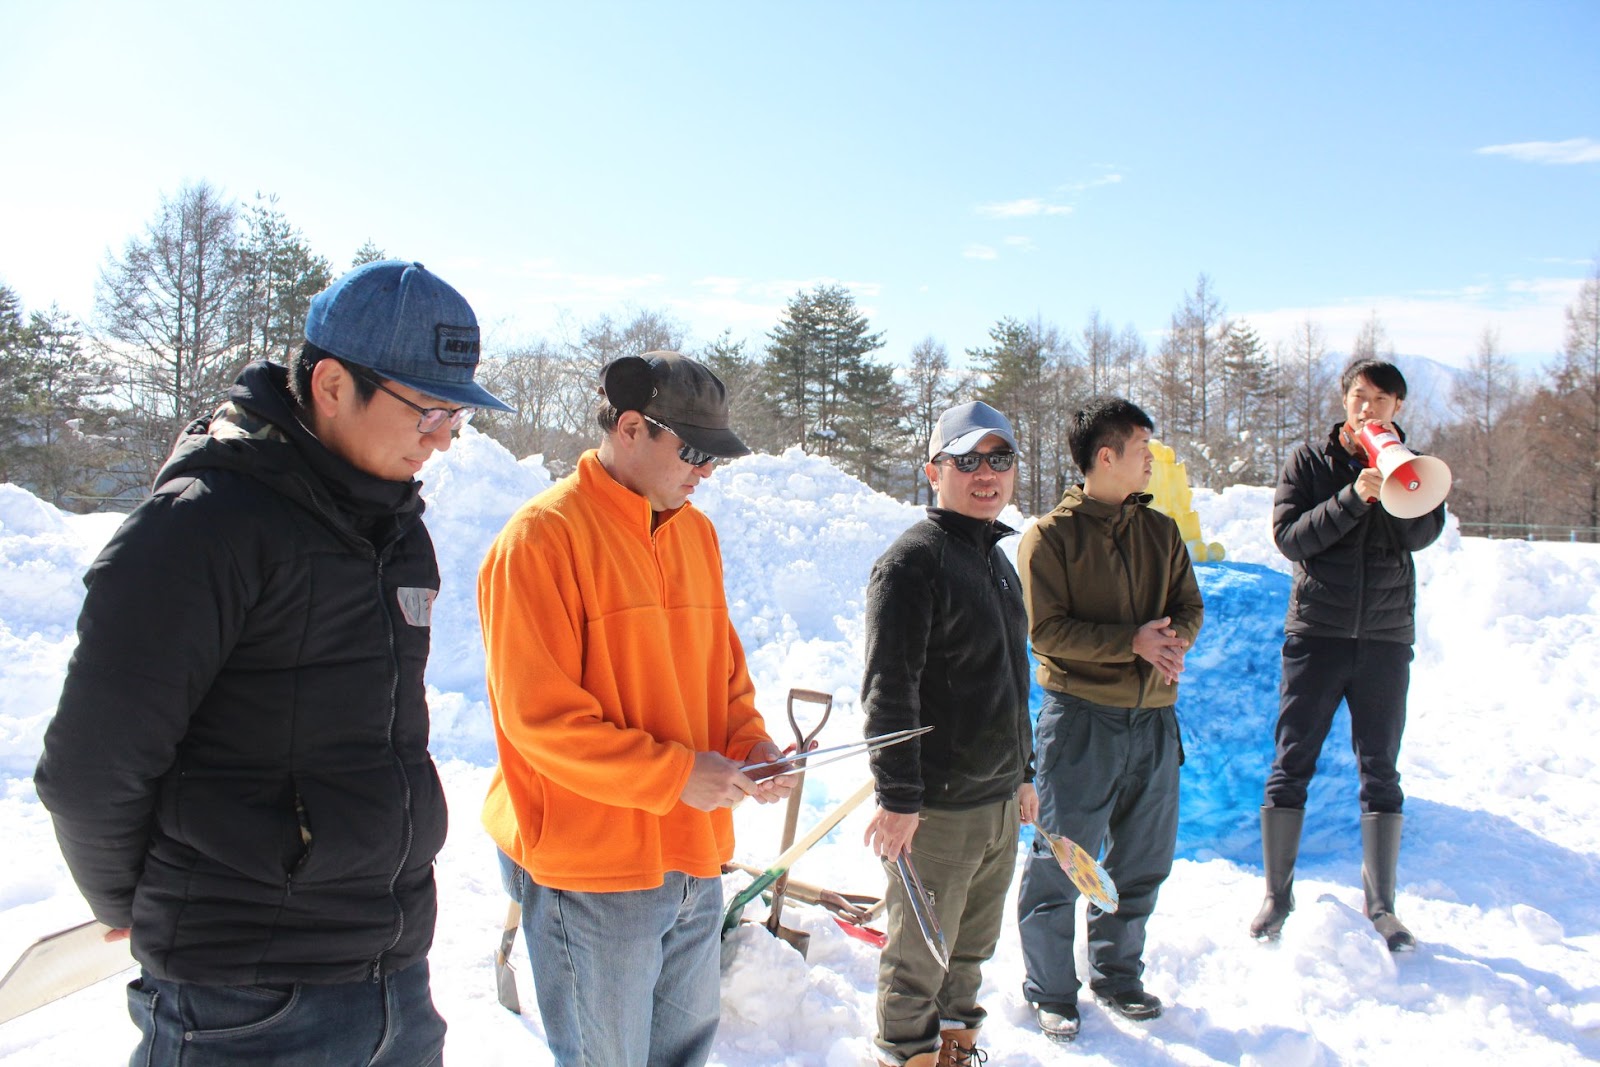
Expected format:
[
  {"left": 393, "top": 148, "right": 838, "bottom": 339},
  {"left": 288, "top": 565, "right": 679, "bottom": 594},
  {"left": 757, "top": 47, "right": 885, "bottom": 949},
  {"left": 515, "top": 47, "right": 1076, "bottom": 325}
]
[
  {"left": 904, "top": 337, "right": 963, "bottom": 504},
  {"left": 1443, "top": 326, "right": 1522, "bottom": 525},
  {"left": 95, "top": 182, "right": 246, "bottom": 481}
]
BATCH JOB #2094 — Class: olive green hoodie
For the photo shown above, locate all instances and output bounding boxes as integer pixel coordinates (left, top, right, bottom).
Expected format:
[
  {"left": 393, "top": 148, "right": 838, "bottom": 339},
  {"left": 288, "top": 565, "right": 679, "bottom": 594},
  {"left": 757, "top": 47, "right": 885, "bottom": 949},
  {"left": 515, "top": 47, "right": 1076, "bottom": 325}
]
[{"left": 1018, "top": 486, "right": 1204, "bottom": 708}]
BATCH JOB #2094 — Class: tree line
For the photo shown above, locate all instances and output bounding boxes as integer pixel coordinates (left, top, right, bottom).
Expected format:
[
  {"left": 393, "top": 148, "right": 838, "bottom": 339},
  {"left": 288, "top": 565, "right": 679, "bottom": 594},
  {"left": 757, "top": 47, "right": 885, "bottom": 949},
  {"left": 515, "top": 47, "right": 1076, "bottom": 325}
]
[{"left": 3, "top": 181, "right": 1597, "bottom": 540}]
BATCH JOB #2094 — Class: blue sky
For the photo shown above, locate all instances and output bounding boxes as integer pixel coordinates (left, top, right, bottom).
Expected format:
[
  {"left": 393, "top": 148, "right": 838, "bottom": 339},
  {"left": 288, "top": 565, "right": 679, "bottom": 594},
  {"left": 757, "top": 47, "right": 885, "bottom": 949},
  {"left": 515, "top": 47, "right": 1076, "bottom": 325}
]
[{"left": 2, "top": 1, "right": 1596, "bottom": 370}]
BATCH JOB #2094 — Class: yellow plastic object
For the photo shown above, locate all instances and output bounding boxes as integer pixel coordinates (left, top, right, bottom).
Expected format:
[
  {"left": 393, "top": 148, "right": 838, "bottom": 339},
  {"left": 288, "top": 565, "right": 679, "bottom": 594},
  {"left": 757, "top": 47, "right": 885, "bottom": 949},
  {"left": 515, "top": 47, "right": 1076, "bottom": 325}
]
[
  {"left": 1039, "top": 828, "right": 1118, "bottom": 913},
  {"left": 1146, "top": 439, "right": 1225, "bottom": 563}
]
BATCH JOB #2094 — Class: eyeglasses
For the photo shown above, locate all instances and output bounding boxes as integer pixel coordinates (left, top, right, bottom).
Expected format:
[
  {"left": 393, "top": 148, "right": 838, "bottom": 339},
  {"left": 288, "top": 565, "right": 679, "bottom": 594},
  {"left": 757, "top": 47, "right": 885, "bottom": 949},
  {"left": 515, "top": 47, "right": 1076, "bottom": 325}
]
[
  {"left": 640, "top": 413, "right": 719, "bottom": 467},
  {"left": 350, "top": 368, "right": 473, "bottom": 434},
  {"left": 936, "top": 450, "right": 1017, "bottom": 473}
]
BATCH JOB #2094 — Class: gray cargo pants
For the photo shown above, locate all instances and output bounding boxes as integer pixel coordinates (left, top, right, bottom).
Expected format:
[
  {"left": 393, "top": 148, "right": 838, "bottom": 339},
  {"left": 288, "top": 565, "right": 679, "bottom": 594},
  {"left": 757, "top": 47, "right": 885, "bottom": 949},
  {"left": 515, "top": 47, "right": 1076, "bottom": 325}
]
[{"left": 1017, "top": 689, "right": 1181, "bottom": 1005}]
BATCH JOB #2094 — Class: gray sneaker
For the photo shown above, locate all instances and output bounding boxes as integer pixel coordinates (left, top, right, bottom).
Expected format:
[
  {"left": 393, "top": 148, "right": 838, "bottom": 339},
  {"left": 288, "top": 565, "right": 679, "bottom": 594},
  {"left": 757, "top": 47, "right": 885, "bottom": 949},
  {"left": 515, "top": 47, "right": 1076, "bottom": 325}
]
[{"left": 1033, "top": 1002, "right": 1080, "bottom": 1042}]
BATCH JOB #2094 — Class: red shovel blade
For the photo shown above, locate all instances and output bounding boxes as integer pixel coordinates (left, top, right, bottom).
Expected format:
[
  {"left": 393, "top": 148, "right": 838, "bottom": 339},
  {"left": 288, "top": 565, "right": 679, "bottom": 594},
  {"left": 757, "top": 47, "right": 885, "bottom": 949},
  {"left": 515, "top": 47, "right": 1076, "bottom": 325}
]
[{"left": 835, "top": 917, "right": 887, "bottom": 948}]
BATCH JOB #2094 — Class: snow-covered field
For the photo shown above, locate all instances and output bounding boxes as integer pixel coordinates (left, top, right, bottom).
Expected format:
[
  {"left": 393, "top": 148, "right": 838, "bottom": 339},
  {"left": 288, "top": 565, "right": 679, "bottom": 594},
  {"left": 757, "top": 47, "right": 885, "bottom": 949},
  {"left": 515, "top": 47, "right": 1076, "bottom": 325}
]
[{"left": 3, "top": 428, "right": 1598, "bottom": 1065}]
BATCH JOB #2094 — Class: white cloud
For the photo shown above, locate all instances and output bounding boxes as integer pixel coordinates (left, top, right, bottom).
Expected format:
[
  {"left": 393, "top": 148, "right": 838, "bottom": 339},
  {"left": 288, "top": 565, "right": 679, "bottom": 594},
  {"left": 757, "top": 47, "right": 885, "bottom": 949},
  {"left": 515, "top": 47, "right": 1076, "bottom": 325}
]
[
  {"left": 976, "top": 198, "right": 1073, "bottom": 219},
  {"left": 1475, "top": 138, "right": 1600, "bottom": 165},
  {"left": 963, "top": 244, "right": 998, "bottom": 260},
  {"left": 691, "top": 276, "right": 747, "bottom": 298},
  {"left": 665, "top": 294, "right": 786, "bottom": 330},
  {"left": 1060, "top": 173, "right": 1124, "bottom": 193},
  {"left": 1239, "top": 275, "right": 1588, "bottom": 368}
]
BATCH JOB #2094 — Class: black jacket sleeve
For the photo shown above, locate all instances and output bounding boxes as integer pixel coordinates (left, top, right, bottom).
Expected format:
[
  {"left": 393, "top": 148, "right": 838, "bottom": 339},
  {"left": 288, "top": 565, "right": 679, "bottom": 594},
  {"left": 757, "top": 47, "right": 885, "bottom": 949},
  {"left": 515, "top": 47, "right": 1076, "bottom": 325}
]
[
  {"left": 860, "top": 540, "right": 936, "bottom": 815},
  {"left": 1393, "top": 502, "right": 1447, "bottom": 551},
  {"left": 1273, "top": 445, "right": 1370, "bottom": 564},
  {"left": 34, "top": 476, "right": 254, "bottom": 927}
]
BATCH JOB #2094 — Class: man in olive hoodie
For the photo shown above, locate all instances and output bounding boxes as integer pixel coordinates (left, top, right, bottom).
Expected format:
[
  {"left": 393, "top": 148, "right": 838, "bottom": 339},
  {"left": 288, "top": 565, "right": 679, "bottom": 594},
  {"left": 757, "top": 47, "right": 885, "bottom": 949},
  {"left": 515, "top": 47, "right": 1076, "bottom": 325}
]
[{"left": 1016, "top": 397, "right": 1203, "bottom": 1041}]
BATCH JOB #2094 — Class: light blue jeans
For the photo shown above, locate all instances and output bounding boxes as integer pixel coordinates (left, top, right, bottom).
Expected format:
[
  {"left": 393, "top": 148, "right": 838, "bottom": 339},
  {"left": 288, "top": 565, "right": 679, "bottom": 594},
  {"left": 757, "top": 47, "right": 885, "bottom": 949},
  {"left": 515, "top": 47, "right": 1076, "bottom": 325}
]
[{"left": 499, "top": 851, "right": 722, "bottom": 1067}]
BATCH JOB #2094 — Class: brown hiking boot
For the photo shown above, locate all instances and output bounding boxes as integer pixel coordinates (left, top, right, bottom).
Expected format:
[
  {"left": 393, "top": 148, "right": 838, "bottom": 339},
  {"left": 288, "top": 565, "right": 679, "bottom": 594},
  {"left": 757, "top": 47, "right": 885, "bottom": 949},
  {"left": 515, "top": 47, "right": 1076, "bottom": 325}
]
[
  {"left": 937, "top": 1027, "right": 987, "bottom": 1066},
  {"left": 877, "top": 1055, "right": 938, "bottom": 1067}
]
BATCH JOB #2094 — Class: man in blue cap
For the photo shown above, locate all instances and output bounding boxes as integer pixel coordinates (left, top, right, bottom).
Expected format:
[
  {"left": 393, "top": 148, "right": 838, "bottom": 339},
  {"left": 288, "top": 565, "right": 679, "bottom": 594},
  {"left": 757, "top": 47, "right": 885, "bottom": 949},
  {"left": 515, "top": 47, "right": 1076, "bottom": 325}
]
[{"left": 36, "top": 260, "right": 510, "bottom": 1065}]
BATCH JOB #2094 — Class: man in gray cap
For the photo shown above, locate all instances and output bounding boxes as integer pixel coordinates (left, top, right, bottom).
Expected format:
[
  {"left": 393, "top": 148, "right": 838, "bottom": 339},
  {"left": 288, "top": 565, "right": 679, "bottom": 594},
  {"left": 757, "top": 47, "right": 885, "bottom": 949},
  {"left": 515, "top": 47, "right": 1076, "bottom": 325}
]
[
  {"left": 862, "top": 400, "right": 1036, "bottom": 1067},
  {"left": 36, "top": 260, "right": 509, "bottom": 1065},
  {"left": 480, "top": 352, "right": 796, "bottom": 1067}
]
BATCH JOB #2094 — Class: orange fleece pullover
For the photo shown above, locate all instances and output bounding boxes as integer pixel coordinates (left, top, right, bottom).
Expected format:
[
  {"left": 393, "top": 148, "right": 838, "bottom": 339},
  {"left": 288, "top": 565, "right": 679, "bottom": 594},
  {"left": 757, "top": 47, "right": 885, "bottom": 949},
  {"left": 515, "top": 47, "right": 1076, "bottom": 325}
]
[{"left": 479, "top": 450, "right": 771, "bottom": 892}]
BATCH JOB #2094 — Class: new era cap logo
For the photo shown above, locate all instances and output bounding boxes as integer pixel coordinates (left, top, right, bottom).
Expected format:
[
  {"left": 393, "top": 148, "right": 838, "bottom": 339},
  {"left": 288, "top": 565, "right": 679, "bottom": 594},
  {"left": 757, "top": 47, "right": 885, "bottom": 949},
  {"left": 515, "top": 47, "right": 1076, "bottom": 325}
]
[{"left": 436, "top": 325, "right": 480, "bottom": 367}]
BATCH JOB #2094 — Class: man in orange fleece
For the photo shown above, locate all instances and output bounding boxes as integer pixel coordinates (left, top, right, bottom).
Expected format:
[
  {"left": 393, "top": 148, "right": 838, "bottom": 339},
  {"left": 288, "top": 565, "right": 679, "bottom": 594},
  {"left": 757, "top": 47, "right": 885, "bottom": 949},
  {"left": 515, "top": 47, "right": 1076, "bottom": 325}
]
[{"left": 480, "top": 351, "right": 793, "bottom": 1067}]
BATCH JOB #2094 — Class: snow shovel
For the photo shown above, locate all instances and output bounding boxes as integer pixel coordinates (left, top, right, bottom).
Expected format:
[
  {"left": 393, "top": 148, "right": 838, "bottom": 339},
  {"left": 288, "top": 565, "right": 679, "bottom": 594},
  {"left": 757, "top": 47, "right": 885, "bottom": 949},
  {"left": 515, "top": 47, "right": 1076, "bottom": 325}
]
[
  {"left": 492, "top": 900, "right": 521, "bottom": 1014},
  {"left": 763, "top": 688, "right": 833, "bottom": 955},
  {"left": 0, "top": 920, "right": 134, "bottom": 1026},
  {"left": 721, "top": 778, "right": 876, "bottom": 939},
  {"left": 1038, "top": 827, "right": 1120, "bottom": 913}
]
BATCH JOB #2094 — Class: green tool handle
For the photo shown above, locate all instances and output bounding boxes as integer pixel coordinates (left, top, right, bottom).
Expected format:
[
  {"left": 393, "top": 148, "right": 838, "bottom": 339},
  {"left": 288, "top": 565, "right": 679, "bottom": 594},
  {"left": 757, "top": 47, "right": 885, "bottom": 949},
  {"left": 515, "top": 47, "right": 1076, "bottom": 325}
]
[{"left": 722, "top": 779, "right": 875, "bottom": 934}]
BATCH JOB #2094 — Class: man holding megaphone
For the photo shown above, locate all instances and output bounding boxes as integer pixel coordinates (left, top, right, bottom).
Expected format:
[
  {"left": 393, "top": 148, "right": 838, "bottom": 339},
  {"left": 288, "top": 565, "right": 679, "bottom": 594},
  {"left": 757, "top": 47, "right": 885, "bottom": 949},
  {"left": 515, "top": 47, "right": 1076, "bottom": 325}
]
[{"left": 1250, "top": 359, "right": 1447, "bottom": 952}]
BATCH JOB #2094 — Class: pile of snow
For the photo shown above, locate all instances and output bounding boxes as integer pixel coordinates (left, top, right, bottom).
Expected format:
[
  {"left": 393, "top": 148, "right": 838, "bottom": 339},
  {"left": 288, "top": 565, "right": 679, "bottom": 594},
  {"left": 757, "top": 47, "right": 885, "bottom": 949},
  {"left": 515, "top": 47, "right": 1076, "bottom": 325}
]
[{"left": 3, "top": 428, "right": 1599, "bottom": 1065}]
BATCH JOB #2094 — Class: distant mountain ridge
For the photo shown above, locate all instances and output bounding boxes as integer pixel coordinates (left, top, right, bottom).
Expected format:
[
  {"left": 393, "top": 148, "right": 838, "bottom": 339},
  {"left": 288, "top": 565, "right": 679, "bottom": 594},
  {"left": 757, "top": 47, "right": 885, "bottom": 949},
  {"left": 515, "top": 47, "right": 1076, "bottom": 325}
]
[{"left": 1324, "top": 351, "right": 1460, "bottom": 447}]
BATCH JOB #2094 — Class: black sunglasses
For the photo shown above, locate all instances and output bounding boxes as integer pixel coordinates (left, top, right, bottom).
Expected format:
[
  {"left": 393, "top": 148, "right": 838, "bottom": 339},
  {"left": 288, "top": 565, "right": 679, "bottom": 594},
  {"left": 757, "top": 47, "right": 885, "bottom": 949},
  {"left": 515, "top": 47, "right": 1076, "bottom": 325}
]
[
  {"left": 350, "top": 368, "right": 473, "bottom": 434},
  {"left": 937, "top": 450, "right": 1017, "bottom": 473},
  {"left": 641, "top": 413, "right": 719, "bottom": 467}
]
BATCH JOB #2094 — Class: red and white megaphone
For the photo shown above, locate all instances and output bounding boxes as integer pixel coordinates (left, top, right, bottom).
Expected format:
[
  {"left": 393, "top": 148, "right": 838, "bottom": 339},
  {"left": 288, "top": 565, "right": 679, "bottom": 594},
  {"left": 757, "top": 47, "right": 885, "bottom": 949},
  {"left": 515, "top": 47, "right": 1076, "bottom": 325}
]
[{"left": 1358, "top": 423, "right": 1451, "bottom": 519}]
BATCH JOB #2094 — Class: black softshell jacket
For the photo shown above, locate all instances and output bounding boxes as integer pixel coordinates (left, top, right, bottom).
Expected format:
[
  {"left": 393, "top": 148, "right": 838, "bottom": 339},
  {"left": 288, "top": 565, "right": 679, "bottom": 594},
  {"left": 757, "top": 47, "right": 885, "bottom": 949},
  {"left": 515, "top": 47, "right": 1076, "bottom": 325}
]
[
  {"left": 1274, "top": 424, "right": 1447, "bottom": 644},
  {"left": 34, "top": 362, "right": 447, "bottom": 984},
  {"left": 862, "top": 508, "right": 1034, "bottom": 814}
]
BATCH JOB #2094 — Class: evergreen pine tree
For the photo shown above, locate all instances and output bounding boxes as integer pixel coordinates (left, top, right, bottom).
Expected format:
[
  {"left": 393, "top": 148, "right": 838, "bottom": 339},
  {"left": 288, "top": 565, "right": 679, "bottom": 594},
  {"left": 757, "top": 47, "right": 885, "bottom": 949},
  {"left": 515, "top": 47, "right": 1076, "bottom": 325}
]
[{"left": 761, "top": 285, "right": 887, "bottom": 460}]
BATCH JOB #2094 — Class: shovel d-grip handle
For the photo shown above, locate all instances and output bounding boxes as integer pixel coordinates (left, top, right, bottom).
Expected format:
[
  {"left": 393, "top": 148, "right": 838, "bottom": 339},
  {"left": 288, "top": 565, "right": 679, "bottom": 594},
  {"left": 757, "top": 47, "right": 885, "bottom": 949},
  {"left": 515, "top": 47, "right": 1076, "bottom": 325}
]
[{"left": 767, "top": 687, "right": 835, "bottom": 934}]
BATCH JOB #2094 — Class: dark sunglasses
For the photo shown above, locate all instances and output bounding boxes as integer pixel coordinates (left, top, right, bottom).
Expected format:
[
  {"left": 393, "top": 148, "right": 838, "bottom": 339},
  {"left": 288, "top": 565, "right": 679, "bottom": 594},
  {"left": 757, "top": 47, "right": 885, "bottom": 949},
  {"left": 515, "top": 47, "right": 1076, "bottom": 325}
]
[
  {"left": 350, "top": 368, "right": 473, "bottom": 434},
  {"left": 641, "top": 413, "right": 719, "bottom": 467},
  {"left": 937, "top": 450, "right": 1017, "bottom": 473}
]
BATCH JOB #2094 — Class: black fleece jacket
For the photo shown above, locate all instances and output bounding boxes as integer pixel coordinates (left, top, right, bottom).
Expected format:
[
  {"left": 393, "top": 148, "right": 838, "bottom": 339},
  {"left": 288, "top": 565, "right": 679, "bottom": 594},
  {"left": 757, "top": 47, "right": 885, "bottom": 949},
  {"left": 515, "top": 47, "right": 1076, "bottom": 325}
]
[
  {"left": 1274, "top": 424, "right": 1446, "bottom": 644},
  {"left": 34, "top": 362, "right": 447, "bottom": 985},
  {"left": 862, "top": 508, "right": 1033, "bottom": 814}
]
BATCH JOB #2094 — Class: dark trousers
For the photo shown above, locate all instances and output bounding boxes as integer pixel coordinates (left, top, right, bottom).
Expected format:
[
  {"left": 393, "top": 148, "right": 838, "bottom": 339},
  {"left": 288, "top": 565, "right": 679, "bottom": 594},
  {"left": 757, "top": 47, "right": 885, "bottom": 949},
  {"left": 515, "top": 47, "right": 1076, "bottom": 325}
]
[
  {"left": 1018, "top": 690, "right": 1180, "bottom": 1005},
  {"left": 126, "top": 960, "right": 445, "bottom": 1067},
  {"left": 1265, "top": 634, "right": 1413, "bottom": 814}
]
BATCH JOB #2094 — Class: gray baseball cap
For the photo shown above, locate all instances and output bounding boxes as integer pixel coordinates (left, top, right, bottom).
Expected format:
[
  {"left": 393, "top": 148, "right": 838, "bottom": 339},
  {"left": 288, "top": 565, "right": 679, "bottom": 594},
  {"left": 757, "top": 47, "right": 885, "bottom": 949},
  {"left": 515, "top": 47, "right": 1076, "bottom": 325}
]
[
  {"left": 304, "top": 260, "right": 513, "bottom": 412},
  {"left": 600, "top": 351, "right": 750, "bottom": 458},
  {"left": 928, "top": 401, "right": 1019, "bottom": 460}
]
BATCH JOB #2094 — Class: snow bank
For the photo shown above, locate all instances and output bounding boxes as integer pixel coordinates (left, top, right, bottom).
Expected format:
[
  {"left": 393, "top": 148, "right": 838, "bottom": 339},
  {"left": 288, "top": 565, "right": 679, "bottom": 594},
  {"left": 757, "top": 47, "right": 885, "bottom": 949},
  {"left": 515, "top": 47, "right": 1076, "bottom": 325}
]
[{"left": 4, "top": 433, "right": 1600, "bottom": 1066}]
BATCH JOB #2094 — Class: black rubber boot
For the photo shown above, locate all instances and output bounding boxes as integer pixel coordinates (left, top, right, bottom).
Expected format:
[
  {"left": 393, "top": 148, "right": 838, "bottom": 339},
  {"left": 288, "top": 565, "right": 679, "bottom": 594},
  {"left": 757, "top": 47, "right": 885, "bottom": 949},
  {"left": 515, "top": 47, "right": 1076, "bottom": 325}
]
[
  {"left": 1250, "top": 806, "right": 1304, "bottom": 940},
  {"left": 1362, "top": 812, "right": 1416, "bottom": 952}
]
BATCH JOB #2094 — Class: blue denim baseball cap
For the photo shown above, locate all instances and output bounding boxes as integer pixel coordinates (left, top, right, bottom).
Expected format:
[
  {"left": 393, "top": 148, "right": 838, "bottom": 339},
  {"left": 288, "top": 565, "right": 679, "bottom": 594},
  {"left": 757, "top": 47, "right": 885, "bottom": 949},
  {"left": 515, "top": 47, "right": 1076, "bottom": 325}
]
[{"left": 304, "top": 260, "right": 513, "bottom": 412}]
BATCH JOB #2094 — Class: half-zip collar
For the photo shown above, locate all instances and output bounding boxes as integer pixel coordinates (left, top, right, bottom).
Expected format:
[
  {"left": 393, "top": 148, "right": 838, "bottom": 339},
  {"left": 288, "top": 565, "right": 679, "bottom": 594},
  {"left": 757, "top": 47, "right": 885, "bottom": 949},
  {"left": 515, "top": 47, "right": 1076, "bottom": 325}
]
[
  {"left": 924, "top": 506, "right": 1017, "bottom": 550},
  {"left": 579, "top": 449, "right": 692, "bottom": 540}
]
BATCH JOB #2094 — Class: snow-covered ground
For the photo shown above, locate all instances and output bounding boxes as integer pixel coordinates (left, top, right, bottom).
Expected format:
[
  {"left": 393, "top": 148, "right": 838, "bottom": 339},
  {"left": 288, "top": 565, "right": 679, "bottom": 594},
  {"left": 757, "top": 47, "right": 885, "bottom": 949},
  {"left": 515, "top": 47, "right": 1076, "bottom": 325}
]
[{"left": 3, "top": 429, "right": 1598, "bottom": 1065}]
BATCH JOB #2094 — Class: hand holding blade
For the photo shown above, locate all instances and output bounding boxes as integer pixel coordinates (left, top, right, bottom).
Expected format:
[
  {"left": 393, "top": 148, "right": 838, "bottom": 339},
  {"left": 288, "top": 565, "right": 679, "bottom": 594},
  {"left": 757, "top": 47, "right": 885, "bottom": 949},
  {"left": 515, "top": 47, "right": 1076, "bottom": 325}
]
[{"left": 895, "top": 854, "right": 949, "bottom": 970}]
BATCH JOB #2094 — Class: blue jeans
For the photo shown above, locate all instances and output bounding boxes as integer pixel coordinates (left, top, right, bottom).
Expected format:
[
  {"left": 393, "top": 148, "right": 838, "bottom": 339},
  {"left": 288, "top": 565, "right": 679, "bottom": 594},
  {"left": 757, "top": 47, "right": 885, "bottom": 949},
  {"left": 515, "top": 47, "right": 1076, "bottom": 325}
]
[
  {"left": 498, "top": 850, "right": 722, "bottom": 1067},
  {"left": 125, "top": 959, "right": 445, "bottom": 1066}
]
